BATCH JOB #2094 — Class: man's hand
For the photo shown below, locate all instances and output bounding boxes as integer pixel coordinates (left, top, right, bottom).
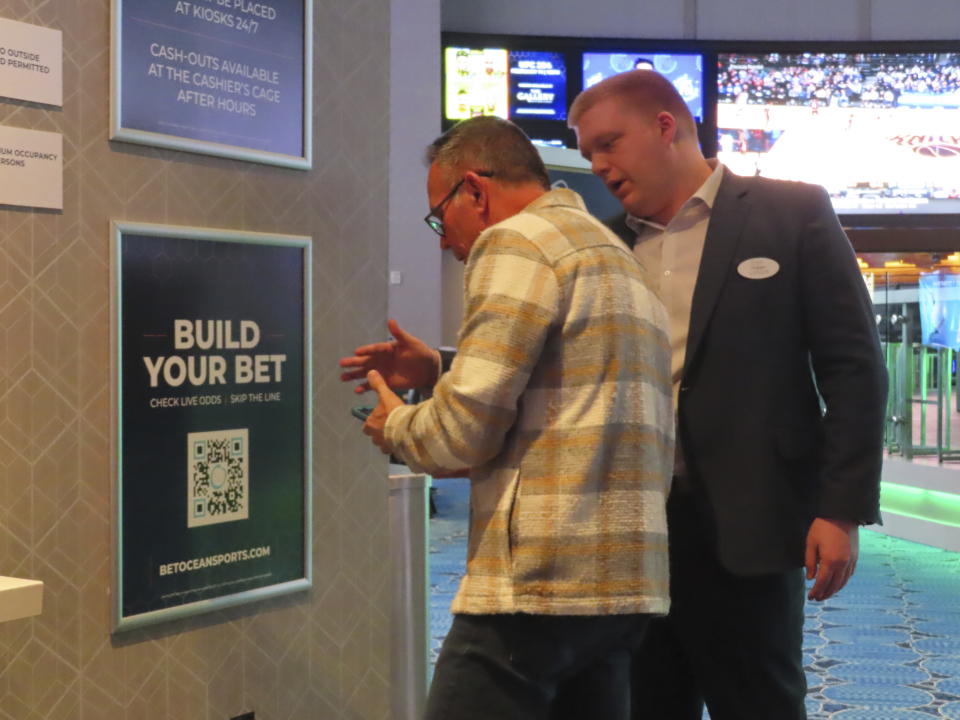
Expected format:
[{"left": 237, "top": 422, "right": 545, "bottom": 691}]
[
  {"left": 339, "top": 318, "right": 440, "bottom": 394},
  {"left": 805, "top": 517, "right": 859, "bottom": 601},
  {"left": 362, "top": 370, "right": 404, "bottom": 454}
]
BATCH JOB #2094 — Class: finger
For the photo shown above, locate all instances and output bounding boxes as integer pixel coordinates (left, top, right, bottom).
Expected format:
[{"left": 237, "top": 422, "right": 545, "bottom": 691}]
[
  {"left": 819, "top": 567, "right": 845, "bottom": 601},
  {"left": 339, "top": 356, "right": 373, "bottom": 369},
  {"left": 367, "top": 370, "right": 390, "bottom": 398},
  {"left": 351, "top": 340, "right": 395, "bottom": 357},
  {"left": 808, "top": 563, "right": 831, "bottom": 601},
  {"left": 340, "top": 369, "right": 369, "bottom": 382},
  {"left": 833, "top": 562, "right": 856, "bottom": 597},
  {"left": 353, "top": 383, "right": 372, "bottom": 394},
  {"left": 387, "top": 318, "right": 410, "bottom": 345},
  {"left": 813, "top": 562, "right": 846, "bottom": 601},
  {"left": 804, "top": 541, "right": 817, "bottom": 581}
]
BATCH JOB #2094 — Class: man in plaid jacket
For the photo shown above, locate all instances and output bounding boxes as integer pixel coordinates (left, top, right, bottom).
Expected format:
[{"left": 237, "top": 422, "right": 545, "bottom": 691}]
[{"left": 344, "top": 116, "right": 673, "bottom": 720}]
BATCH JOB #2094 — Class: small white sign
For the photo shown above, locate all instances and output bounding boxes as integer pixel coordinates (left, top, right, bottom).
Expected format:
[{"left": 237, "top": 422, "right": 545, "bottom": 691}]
[
  {"left": 0, "top": 17, "right": 62, "bottom": 107},
  {"left": 737, "top": 257, "right": 780, "bottom": 280},
  {"left": 0, "top": 125, "right": 62, "bottom": 210}
]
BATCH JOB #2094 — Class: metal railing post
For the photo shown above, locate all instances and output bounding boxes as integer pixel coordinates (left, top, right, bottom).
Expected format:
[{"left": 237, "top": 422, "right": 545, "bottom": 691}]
[{"left": 388, "top": 468, "right": 430, "bottom": 720}]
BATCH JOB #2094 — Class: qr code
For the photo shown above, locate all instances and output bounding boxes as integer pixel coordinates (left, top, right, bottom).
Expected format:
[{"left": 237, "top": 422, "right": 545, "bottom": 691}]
[{"left": 187, "top": 429, "right": 249, "bottom": 528}]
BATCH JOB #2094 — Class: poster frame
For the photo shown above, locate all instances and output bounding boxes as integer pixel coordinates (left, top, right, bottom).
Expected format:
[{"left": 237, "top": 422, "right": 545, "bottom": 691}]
[
  {"left": 110, "top": 220, "right": 313, "bottom": 632},
  {"left": 109, "top": 0, "right": 313, "bottom": 169}
]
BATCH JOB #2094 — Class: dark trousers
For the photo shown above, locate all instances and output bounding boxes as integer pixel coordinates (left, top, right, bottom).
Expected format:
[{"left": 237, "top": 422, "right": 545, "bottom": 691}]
[
  {"left": 426, "top": 612, "right": 650, "bottom": 720},
  {"left": 631, "top": 492, "right": 807, "bottom": 720},
  {"left": 631, "top": 493, "right": 807, "bottom": 720}
]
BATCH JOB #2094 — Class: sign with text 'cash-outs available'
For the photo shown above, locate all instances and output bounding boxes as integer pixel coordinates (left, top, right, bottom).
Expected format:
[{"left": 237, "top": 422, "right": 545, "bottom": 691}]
[
  {"left": 111, "top": 0, "right": 312, "bottom": 168},
  {"left": 0, "top": 17, "right": 62, "bottom": 106},
  {"left": 112, "top": 222, "right": 312, "bottom": 631},
  {"left": 0, "top": 125, "right": 62, "bottom": 210}
]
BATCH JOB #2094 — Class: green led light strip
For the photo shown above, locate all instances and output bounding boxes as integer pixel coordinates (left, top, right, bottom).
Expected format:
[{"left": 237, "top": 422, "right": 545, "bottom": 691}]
[{"left": 880, "top": 481, "right": 960, "bottom": 528}]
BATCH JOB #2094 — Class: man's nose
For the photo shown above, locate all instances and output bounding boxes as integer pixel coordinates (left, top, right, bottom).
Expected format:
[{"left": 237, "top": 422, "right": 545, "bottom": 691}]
[{"left": 591, "top": 156, "right": 609, "bottom": 178}]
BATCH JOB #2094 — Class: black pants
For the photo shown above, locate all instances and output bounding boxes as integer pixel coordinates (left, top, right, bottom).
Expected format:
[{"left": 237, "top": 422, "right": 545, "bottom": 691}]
[
  {"left": 426, "top": 612, "right": 650, "bottom": 720},
  {"left": 630, "top": 492, "right": 807, "bottom": 720}
]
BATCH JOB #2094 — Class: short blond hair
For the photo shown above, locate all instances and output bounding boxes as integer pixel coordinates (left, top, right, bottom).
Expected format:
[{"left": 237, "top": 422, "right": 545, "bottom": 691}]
[{"left": 569, "top": 69, "right": 697, "bottom": 141}]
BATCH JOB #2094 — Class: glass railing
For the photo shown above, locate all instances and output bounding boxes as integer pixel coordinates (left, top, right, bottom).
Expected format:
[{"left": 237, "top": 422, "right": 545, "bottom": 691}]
[{"left": 862, "top": 251, "right": 960, "bottom": 466}]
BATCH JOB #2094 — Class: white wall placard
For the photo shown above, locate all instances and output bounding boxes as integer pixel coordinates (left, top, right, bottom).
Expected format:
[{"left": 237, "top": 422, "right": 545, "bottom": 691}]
[
  {"left": 0, "top": 125, "right": 62, "bottom": 210},
  {"left": 0, "top": 18, "right": 62, "bottom": 107}
]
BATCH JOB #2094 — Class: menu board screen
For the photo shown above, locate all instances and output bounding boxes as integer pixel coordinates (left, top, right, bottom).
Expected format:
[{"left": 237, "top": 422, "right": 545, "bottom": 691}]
[
  {"left": 510, "top": 50, "right": 567, "bottom": 120},
  {"left": 444, "top": 47, "right": 509, "bottom": 120}
]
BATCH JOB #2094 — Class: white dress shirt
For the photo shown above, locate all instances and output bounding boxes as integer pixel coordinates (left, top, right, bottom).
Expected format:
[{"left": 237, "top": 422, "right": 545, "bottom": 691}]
[{"left": 627, "top": 160, "right": 724, "bottom": 403}]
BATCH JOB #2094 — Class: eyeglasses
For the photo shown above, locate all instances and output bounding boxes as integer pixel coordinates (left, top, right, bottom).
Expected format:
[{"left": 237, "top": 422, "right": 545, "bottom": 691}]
[{"left": 423, "top": 171, "right": 494, "bottom": 237}]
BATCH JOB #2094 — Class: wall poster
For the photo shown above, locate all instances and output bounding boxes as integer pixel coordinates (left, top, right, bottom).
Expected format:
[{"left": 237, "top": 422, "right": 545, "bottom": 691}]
[
  {"left": 110, "top": 0, "right": 312, "bottom": 168},
  {"left": 112, "top": 222, "right": 312, "bottom": 631}
]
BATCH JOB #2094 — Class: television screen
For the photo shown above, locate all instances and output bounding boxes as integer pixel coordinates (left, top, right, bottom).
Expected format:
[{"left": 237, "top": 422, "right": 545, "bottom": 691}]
[
  {"left": 582, "top": 52, "right": 704, "bottom": 121},
  {"left": 444, "top": 47, "right": 567, "bottom": 122},
  {"left": 717, "top": 52, "right": 960, "bottom": 215},
  {"left": 919, "top": 271, "right": 960, "bottom": 350},
  {"left": 510, "top": 50, "right": 567, "bottom": 121},
  {"left": 445, "top": 47, "right": 509, "bottom": 121}
]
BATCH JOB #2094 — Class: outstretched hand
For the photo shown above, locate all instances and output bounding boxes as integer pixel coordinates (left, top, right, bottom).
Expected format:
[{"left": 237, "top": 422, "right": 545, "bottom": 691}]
[
  {"left": 339, "top": 318, "right": 439, "bottom": 394},
  {"left": 363, "top": 370, "right": 404, "bottom": 453}
]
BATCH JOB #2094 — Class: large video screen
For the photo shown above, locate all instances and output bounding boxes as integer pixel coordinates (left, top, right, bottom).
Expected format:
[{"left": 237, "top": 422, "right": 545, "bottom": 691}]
[
  {"left": 444, "top": 47, "right": 567, "bottom": 122},
  {"left": 717, "top": 52, "right": 960, "bottom": 215},
  {"left": 583, "top": 52, "right": 704, "bottom": 121}
]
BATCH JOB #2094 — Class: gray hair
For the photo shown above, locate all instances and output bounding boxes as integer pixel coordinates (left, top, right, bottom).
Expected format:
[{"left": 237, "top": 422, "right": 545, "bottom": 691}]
[{"left": 426, "top": 116, "right": 551, "bottom": 189}]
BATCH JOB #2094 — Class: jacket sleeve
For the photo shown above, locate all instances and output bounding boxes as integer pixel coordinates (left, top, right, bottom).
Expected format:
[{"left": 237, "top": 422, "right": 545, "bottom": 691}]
[
  {"left": 385, "top": 227, "right": 559, "bottom": 475},
  {"left": 800, "top": 185, "right": 887, "bottom": 524}
]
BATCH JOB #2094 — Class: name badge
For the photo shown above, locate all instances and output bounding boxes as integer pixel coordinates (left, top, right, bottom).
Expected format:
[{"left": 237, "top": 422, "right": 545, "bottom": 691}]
[{"left": 737, "top": 257, "right": 780, "bottom": 280}]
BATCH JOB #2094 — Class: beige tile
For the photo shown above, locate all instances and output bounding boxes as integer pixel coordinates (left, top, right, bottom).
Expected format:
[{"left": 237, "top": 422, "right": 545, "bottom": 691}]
[{"left": 166, "top": 654, "right": 208, "bottom": 720}]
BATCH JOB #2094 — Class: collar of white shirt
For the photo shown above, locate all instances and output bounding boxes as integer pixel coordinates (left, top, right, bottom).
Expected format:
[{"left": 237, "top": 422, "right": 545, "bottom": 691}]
[{"left": 625, "top": 159, "right": 725, "bottom": 237}]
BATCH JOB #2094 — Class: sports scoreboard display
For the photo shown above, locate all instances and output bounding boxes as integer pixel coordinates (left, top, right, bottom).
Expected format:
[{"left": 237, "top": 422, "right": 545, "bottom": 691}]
[{"left": 717, "top": 52, "right": 960, "bottom": 215}]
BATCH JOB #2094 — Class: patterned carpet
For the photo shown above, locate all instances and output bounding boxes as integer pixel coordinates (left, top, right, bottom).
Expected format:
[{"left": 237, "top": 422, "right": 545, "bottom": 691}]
[{"left": 428, "top": 477, "right": 960, "bottom": 718}]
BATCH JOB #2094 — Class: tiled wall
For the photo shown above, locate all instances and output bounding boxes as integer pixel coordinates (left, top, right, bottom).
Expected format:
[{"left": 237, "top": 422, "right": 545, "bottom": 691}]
[{"left": 0, "top": 1, "right": 392, "bottom": 718}]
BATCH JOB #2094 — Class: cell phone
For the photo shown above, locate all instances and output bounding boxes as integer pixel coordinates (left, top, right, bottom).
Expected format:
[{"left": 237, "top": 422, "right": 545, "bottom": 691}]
[{"left": 351, "top": 406, "right": 374, "bottom": 421}]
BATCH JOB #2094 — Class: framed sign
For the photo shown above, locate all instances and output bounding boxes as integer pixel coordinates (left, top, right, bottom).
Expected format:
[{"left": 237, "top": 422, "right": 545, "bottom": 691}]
[
  {"left": 112, "top": 222, "right": 312, "bottom": 631},
  {"left": 110, "top": 0, "right": 312, "bottom": 168}
]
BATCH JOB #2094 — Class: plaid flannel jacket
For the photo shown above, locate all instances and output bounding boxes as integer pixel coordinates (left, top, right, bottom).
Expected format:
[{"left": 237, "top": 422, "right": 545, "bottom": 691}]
[{"left": 386, "top": 188, "right": 674, "bottom": 616}]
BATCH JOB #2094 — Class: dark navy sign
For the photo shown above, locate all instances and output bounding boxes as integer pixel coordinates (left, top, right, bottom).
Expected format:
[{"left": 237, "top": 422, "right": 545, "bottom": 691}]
[
  {"left": 114, "top": 225, "right": 311, "bottom": 630},
  {"left": 509, "top": 51, "right": 567, "bottom": 121},
  {"left": 115, "top": 0, "right": 308, "bottom": 164}
]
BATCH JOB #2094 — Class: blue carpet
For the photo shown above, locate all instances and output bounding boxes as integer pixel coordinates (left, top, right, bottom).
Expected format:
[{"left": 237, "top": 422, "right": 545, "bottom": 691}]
[{"left": 428, "top": 477, "right": 960, "bottom": 717}]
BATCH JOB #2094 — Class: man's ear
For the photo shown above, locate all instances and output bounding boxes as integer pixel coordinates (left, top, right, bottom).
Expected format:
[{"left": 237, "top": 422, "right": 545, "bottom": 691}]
[
  {"left": 655, "top": 111, "right": 678, "bottom": 144},
  {"left": 462, "top": 171, "right": 490, "bottom": 209}
]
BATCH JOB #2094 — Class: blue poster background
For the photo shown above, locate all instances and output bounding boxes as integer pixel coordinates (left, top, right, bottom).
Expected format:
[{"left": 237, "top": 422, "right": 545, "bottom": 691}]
[
  {"left": 120, "top": 0, "right": 305, "bottom": 157},
  {"left": 919, "top": 272, "right": 960, "bottom": 351}
]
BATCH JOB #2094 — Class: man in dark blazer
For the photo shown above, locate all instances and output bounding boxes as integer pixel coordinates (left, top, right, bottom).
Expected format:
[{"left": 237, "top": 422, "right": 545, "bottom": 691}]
[{"left": 569, "top": 70, "right": 887, "bottom": 718}]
